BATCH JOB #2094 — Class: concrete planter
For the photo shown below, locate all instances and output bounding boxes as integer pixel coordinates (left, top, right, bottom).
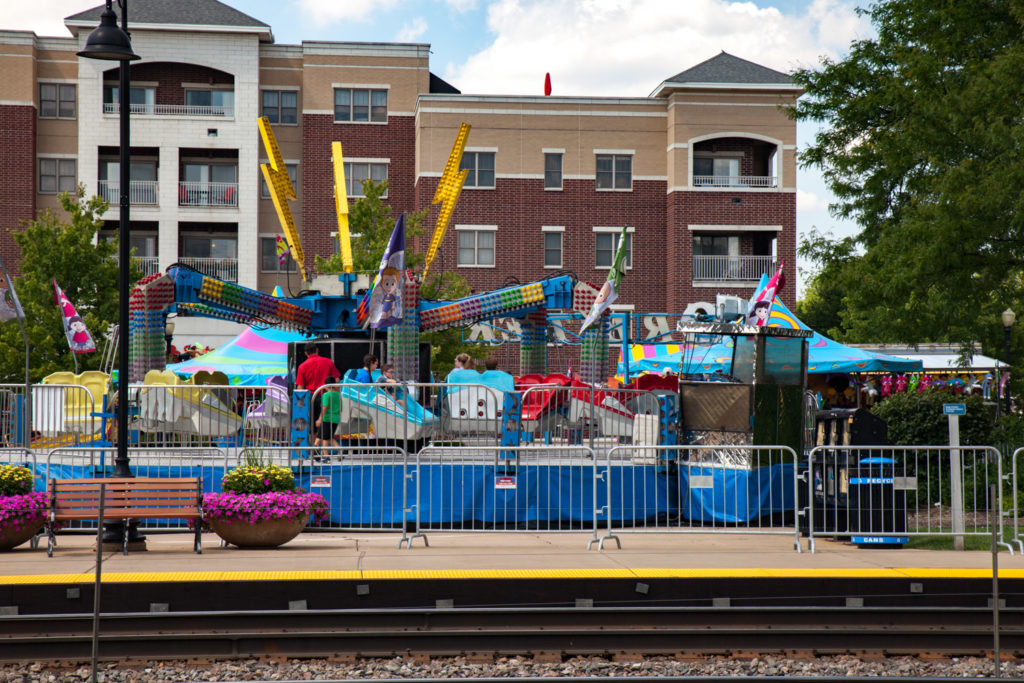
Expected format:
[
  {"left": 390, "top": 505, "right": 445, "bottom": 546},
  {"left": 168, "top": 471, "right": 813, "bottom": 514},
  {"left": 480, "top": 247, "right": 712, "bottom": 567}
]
[
  {"left": 0, "top": 516, "right": 44, "bottom": 551},
  {"left": 209, "top": 515, "right": 307, "bottom": 548}
]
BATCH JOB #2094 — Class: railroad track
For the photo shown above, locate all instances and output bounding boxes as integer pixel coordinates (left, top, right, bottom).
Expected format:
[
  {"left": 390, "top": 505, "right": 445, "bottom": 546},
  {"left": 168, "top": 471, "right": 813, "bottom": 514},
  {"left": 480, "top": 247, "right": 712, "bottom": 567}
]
[{"left": 1, "top": 606, "right": 1022, "bottom": 662}]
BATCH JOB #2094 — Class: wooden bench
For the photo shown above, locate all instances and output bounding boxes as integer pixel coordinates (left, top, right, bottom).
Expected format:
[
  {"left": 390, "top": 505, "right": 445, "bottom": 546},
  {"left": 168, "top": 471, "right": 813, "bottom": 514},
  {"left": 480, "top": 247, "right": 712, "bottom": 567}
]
[{"left": 47, "top": 477, "right": 203, "bottom": 556}]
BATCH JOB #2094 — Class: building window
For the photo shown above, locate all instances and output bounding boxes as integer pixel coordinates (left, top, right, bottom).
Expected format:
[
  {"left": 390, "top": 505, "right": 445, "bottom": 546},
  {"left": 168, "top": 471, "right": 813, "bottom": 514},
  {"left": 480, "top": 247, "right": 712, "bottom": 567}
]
[
  {"left": 595, "top": 230, "right": 632, "bottom": 269},
  {"left": 261, "top": 90, "right": 297, "bottom": 124},
  {"left": 544, "top": 153, "right": 562, "bottom": 190},
  {"left": 334, "top": 88, "right": 388, "bottom": 123},
  {"left": 39, "top": 158, "right": 76, "bottom": 194},
  {"left": 184, "top": 89, "right": 234, "bottom": 116},
  {"left": 103, "top": 85, "right": 155, "bottom": 113},
  {"left": 181, "top": 235, "right": 237, "bottom": 259},
  {"left": 457, "top": 228, "right": 495, "bottom": 266},
  {"left": 345, "top": 162, "right": 388, "bottom": 197},
  {"left": 693, "top": 156, "right": 740, "bottom": 186},
  {"left": 460, "top": 151, "right": 496, "bottom": 188},
  {"left": 260, "top": 163, "right": 297, "bottom": 198},
  {"left": 40, "top": 83, "right": 75, "bottom": 119},
  {"left": 595, "top": 154, "right": 632, "bottom": 190},
  {"left": 543, "top": 231, "right": 562, "bottom": 268},
  {"left": 260, "top": 236, "right": 298, "bottom": 273}
]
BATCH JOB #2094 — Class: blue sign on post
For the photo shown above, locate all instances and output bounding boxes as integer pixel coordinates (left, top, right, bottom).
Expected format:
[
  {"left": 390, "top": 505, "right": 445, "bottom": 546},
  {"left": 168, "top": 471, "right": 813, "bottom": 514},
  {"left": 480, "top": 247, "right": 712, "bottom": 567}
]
[{"left": 943, "top": 403, "right": 967, "bottom": 415}]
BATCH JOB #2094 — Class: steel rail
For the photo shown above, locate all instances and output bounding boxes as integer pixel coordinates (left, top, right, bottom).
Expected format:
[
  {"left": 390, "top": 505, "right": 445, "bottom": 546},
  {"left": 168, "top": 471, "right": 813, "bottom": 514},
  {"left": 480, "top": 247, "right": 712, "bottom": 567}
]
[{"left": 1, "top": 606, "right": 1021, "bottom": 662}]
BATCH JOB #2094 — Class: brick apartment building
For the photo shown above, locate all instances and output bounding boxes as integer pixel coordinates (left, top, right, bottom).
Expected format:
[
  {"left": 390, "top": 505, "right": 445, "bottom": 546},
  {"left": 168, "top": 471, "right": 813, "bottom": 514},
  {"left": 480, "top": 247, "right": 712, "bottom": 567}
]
[{"left": 0, "top": 0, "right": 800, "bottom": 344}]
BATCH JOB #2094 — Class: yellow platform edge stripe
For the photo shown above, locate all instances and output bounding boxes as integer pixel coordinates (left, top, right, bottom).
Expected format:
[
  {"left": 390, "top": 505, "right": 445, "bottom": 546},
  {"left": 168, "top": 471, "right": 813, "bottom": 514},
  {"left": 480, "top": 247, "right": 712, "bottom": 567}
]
[{"left": 3, "top": 567, "right": 1023, "bottom": 585}]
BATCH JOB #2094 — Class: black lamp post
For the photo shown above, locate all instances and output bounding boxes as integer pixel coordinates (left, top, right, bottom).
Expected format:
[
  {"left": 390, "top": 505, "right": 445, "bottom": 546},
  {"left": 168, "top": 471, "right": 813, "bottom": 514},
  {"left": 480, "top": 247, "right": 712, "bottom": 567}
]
[
  {"left": 78, "top": 1, "right": 142, "bottom": 548},
  {"left": 78, "top": 0, "right": 139, "bottom": 481},
  {"left": 1003, "top": 308, "right": 1016, "bottom": 415}
]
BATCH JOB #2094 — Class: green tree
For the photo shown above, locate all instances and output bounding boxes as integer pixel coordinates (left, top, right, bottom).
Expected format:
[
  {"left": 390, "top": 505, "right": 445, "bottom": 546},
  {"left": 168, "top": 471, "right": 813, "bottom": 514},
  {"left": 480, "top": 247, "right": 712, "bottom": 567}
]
[
  {"left": 314, "top": 179, "right": 487, "bottom": 376},
  {"left": 0, "top": 188, "right": 138, "bottom": 382},
  {"left": 790, "top": 1, "right": 1024, "bottom": 356},
  {"left": 795, "top": 228, "right": 861, "bottom": 341}
]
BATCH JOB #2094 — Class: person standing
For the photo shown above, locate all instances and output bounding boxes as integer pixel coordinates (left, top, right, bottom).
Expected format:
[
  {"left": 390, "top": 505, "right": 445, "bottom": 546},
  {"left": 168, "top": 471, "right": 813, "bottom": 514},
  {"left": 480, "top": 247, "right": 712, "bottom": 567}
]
[
  {"left": 296, "top": 342, "right": 340, "bottom": 431},
  {"left": 315, "top": 376, "right": 342, "bottom": 450}
]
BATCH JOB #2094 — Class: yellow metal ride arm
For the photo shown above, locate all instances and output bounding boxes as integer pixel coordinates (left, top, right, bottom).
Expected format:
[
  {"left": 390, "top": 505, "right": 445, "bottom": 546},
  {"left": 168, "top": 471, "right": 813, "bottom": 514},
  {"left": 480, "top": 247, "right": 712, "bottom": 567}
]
[
  {"left": 422, "top": 123, "right": 471, "bottom": 280},
  {"left": 258, "top": 117, "right": 307, "bottom": 281},
  {"left": 332, "top": 141, "right": 354, "bottom": 274}
]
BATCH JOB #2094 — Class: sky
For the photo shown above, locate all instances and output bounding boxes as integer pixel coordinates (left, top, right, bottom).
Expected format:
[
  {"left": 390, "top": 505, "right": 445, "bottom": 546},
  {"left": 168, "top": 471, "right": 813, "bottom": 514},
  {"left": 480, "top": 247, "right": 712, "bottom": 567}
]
[{"left": 1, "top": 0, "right": 873, "bottom": 295}]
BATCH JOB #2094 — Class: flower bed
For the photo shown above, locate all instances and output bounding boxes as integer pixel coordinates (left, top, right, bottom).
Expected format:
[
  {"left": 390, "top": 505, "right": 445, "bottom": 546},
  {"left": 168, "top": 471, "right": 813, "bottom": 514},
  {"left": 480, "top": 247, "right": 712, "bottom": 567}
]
[
  {"left": 0, "top": 464, "right": 48, "bottom": 550},
  {"left": 203, "top": 490, "right": 328, "bottom": 526}
]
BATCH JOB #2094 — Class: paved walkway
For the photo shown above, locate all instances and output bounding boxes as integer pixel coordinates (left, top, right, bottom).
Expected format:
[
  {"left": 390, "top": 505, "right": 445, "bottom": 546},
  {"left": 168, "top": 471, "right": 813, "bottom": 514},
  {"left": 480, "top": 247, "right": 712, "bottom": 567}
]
[{"left": 3, "top": 531, "right": 1023, "bottom": 582}]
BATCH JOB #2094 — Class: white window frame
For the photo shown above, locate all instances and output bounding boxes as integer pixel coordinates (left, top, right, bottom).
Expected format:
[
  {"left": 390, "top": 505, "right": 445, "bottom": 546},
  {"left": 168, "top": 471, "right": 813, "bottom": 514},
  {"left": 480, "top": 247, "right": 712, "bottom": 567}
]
[
  {"left": 344, "top": 159, "right": 389, "bottom": 198},
  {"left": 260, "top": 88, "right": 299, "bottom": 125},
  {"left": 39, "top": 81, "right": 76, "bottom": 119},
  {"left": 39, "top": 157, "right": 76, "bottom": 194},
  {"left": 593, "top": 226, "right": 634, "bottom": 270},
  {"left": 542, "top": 225, "right": 564, "bottom": 269},
  {"left": 259, "top": 234, "right": 298, "bottom": 273},
  {"left": 460, "top": 149, "right": 497, "bottom": 189},
  {"left": 333, "top": 86, "right": 389, "bottom": 123},
  {"left": 455, "top": 224, "right": 497, "bottom": 268},
  {"left": 543, "top": 149, "right": 563, "bottom": 190},
  {"left": 594, "top": 150, "right": 633, "bottom": 191}
]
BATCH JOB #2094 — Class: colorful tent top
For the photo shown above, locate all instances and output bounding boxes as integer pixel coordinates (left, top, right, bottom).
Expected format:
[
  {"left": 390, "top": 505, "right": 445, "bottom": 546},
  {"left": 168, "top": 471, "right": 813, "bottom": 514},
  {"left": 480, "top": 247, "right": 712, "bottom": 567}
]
[
  {"left": 617, "top": 296, "right": 923, "bottom": 377},
  {"left": 167, "top": 325, "right": 312, "bottom": 385}
]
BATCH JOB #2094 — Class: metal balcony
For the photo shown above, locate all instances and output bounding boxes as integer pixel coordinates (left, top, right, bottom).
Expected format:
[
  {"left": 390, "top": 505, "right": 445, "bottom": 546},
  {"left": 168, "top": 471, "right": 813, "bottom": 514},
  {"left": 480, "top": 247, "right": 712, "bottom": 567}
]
[
  {"left": 178, "top": 182, "right": 238, "bottom": 207},
  {"left": 103, "top": 103, "right": 233, "bottom": 117},
  {"left": 693, "top": 175, "right": 777, "bottom": 188},
  {"left": 177, "top": 257, "right": 238, "bottom": 283},
  {"left": 692, "top": 255, "right": 775, "bottom": 281},
  {"left": 98, "top": 180, "right": 159, "bottom": 205}
]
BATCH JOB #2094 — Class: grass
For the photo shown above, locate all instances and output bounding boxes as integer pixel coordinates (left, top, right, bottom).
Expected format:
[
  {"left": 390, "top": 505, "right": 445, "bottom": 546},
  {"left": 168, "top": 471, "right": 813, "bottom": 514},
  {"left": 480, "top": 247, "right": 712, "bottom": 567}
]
[{"left": 904, "top": 527, "right": 1019, "bottom": 551}]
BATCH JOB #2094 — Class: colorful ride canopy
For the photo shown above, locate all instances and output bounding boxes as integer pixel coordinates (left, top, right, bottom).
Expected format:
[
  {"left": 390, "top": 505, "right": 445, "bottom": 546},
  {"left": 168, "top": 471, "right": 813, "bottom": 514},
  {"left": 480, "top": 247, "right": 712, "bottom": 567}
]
[
  {"left": 168, "top": 325, "right": 312, "bottom": 385},
  {"left": 618, "top": 297, "right": 923, "bottom": 377}
]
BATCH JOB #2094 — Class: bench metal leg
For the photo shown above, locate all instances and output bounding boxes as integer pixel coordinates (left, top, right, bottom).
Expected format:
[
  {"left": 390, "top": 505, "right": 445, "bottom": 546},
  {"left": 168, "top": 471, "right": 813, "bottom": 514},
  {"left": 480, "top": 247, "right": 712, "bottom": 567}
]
[
  {"left": 46, "top": 523, "right": 55, "bottom": 558},
  {"left": 194, "top": 522, "right": 202, "bottom": 554}
]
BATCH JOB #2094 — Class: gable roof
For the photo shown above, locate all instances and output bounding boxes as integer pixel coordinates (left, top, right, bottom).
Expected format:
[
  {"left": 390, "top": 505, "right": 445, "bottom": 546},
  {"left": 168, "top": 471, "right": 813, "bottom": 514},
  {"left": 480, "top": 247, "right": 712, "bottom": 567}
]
[
  {"left": 66, "top": 0, "right": 271, "bottom": 39},
  {"left": 651, "top": 51, "right": 799, "bottom": 96}
]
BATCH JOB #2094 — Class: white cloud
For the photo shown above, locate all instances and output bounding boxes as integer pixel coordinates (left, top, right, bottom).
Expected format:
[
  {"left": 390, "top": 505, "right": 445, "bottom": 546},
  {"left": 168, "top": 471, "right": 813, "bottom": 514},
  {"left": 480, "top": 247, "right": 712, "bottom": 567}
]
[
  {"left": 298, "top": 0, "right": 402, "bottom": 24},
  {"left": 797, "top": 189, "right": 830, "bottom": 213},
  {"left": 0, "top": 0, "right": 94, "bottom": 38},
  {"left": 445, "top": 0, "right": 478, "bottom": 11},
  {"left": 397, "top": 17, "right": 429, "bottom": 42},
  {"left": 446, "top": 0, "right": 869, "bottom": 96}
]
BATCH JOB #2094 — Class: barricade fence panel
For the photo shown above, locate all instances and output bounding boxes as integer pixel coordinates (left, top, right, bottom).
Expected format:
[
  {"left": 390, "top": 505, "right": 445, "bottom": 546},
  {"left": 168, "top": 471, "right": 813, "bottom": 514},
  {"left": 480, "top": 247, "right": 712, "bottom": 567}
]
[
  {"left": 1010, "top": 447, "right": 1024, "bottom": 553},
  {"left": 412, "top": 445, "right": 598, "bottom": 541},
  {"left": 0, "top": 385, "right": 28, "bottom": 447},
  {"left": 1, "top": 383, "right": 102, "bottom": 450},
  {"left": 805, "top": 445, "right": 1006, "bottom": 552},
  {"left": 241, "top": 445, "right": 412, "bottom": 535},
  {"left": 596, "top": 445, "right": 801, "bottom": 551},
  {"left": 43, "top": 446, "right": 228, "bottom": 531}
]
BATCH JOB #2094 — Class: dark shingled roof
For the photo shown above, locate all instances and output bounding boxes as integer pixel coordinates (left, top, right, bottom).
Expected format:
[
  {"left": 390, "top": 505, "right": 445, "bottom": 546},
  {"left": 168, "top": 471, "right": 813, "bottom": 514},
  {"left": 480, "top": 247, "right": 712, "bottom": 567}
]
[
  {"left": 665, "top": 51, "right": 792, "bottom": 85},
  {"left": 66, "top": 0, "right": 269, "bottom": 30}
]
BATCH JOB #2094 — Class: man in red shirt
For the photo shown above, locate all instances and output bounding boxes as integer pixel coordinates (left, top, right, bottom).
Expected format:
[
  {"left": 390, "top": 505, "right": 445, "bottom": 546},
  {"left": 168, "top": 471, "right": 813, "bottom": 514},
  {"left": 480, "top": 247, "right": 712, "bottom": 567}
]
[{"left": 296, "top": 342, "right": 340, "bottom": 431}]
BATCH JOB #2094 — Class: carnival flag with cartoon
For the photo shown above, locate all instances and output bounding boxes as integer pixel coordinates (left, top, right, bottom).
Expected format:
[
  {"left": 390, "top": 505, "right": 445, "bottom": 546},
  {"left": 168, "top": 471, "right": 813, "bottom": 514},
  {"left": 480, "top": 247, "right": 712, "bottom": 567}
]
[
  {"left": 367, "top": 213, "right": 405, "bottom": 329},
  {"left": 580, "top": 226, "right": 629, "bottom": 333},
  {"left": 53, "top": 280, "right": 96, "bottom": 353},
  {"left": 745, "top": 259, "right": 786, "bottom": 326},
  {"left": 275, "top": 234, "right": 290, "bottom": 266},
  {"left": 0, "top": 256, "right": 24, "bottom": 324}
]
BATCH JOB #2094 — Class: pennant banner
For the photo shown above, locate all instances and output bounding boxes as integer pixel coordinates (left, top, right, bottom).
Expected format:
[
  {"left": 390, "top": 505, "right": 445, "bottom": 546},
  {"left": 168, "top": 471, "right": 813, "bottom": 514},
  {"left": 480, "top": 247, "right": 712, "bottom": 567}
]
[
  {"left": 367, "top": 214, "right": 406, "bottom": 330},
  {"left": 745, "top": 259, "right": 786, "bottom": 326},
  {"left": 275, "top": 234, "right": 290, "bottom": 266},
  {"left": 580, "top": 226, "right": 629, "bottom": 333},
  {"left": 0, "top": 256, "right": 24, "bottom": 324},
  {"left": 53, "top": 280, "right": 96, "bottom": 353}
]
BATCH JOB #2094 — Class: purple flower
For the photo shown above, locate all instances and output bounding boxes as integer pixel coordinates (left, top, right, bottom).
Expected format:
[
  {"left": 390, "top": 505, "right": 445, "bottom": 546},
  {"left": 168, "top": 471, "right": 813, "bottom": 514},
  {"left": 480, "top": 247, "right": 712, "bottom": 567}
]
[{"left": 0, "top": 492, "right": 48, "bottom": 531}]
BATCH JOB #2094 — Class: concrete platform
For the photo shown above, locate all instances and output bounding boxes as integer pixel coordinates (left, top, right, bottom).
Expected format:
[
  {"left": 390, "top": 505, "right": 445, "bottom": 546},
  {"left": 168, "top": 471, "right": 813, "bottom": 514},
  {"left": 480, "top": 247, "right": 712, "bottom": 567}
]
[{"left": 3, "top": 530, "right": 1023, "bottom": 582}]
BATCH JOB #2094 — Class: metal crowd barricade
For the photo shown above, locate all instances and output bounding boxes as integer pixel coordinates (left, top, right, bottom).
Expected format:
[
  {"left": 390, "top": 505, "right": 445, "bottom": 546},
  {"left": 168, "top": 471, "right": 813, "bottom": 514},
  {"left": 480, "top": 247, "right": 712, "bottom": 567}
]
[
  {"left": 43, "top": 446, "right": 228, "bottom": 531},
  {"left": 410, "top": 444, "right": 598, "bottom": 548},
  {"left": 0, "top": 448, "right": 34, "bottom": 471},
  {"left": 31, "top": 384, "right": 102, "bottom": 449},
  {"left": 0, "top": 384, "right": 29, "bottom": 447},
  {"left": 132, "top": 383, "right": 287, "bottom": 459},
  {"left": 518, "top": 384, "right": 677, "bottom": 453},
  {"left": 246, "top": 444, "right": 414, "bottom": 542},
  {"left": 805, "top": 445, "right": 1009, "bottom": 553},
  {"left": 1010, "top": 447, "right": 1024, "bottom": 553},
  {"left": 592, "top": 444, "right": 801, "bottom": 551}
]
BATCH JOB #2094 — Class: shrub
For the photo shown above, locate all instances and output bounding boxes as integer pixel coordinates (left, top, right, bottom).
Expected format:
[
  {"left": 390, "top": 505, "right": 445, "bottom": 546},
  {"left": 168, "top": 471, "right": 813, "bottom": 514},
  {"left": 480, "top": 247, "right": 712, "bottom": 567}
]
[
  {"left": 0, "top": 464, "right": 34, "bottom": 496},
  {"left": 870, "top": 389, "right": 995, "bottom": 446}
]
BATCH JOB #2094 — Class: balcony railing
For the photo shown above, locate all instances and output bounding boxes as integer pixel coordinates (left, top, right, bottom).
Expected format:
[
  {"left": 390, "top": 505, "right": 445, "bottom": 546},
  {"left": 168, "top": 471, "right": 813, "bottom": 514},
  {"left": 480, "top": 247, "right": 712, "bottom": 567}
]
[
  {"left": 693, "top": 255, "right": 775, "bottom": 281},
  {"left": 98, "top": 180, "right": 159, "bottom": 206},
  {"left": 103, "top": 103, "right": 233, "bottom": 117},
  {"left": 109, "top": 256, "right": 160, "bottom": 277},
  {"left": 178, "top": 257, "right": 238, "bottom": 283},
  {"left": 693, "top": 175, "right": 778, "bottom": 188},
  {"left": 178, "top": 182, "right": 238, "bottom": 207}
]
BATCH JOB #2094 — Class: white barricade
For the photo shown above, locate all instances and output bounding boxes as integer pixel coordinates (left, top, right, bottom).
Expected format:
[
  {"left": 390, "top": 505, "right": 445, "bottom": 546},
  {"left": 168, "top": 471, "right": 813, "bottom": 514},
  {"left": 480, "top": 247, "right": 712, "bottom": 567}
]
[
  {"left": 1009, "top": 447, "right": 1024, "bottom": 554},
  {"left": 0, "top": 383, "right": 102, "bottom": 449},
  {"left": 592, "top": 444, "right": 801, "bottom": 551},
  {"left": 805, "top": 445, "right": 1009, "bottom": 554}
]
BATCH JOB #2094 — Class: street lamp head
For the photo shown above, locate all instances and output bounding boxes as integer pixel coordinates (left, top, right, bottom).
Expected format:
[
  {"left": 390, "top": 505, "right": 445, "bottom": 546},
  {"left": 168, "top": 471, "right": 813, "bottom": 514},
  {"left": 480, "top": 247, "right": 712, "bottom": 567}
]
[
  {"left": 1003, "top": 308, "right": 1016, "bottom": 329},
  {"left": 76, "top": 6, "right": 139, "bottom": 61}
]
